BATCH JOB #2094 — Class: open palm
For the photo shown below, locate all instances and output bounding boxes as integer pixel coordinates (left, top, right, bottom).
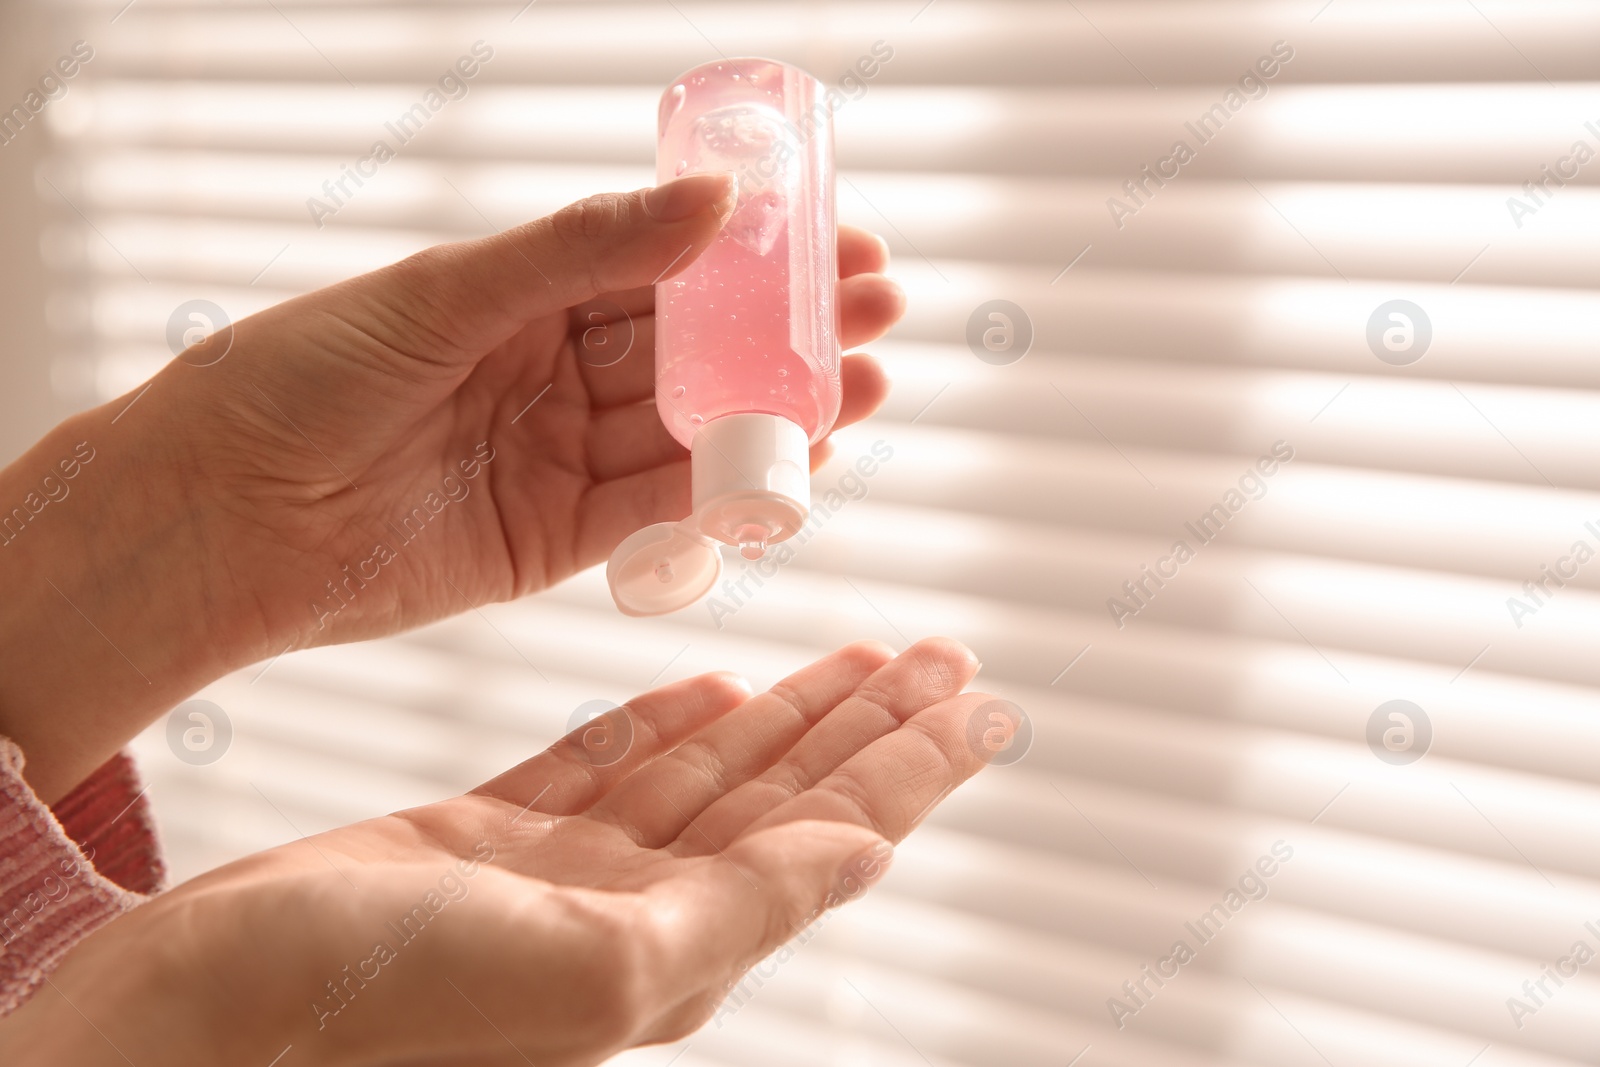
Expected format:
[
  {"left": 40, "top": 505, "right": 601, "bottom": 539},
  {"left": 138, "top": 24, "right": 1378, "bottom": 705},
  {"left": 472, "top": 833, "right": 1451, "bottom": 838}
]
[{"left": 11, "top": 639, "right": 996, "bottom": 1066}]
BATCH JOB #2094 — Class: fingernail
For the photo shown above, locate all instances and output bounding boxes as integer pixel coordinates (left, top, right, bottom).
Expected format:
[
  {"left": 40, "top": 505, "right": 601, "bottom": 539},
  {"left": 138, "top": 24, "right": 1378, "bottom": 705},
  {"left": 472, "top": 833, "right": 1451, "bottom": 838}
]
[
  {"left": 645, "top": 172, "right": 736, "bottom": 222},
  {"left": 874, "top": 233, "right": 891, "bottom": 265}
]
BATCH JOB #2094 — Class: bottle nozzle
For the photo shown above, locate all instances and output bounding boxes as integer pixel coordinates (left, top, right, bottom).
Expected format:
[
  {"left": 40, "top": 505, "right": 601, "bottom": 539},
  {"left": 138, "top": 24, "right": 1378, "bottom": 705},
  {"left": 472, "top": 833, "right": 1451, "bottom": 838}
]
[
  {"left": 690, "top": 413, "right": 810, "bottom": 554},
  {"left": 607, "top": 413, "right": 810, "bottom": 617}
]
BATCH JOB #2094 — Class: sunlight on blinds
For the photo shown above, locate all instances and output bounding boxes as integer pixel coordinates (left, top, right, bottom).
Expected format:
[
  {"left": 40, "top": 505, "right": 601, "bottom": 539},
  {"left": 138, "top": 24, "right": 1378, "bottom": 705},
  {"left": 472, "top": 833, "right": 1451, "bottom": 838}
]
[{"left": 25, "top": 0, "right": 1600, "bottom": 1063}]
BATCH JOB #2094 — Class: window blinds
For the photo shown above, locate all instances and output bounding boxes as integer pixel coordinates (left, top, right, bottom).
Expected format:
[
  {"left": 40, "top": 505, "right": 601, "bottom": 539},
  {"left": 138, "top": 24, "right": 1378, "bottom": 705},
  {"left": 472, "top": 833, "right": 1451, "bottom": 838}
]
[{"left": 29, "top": 0, "right": 1600, "bottom": 1063}]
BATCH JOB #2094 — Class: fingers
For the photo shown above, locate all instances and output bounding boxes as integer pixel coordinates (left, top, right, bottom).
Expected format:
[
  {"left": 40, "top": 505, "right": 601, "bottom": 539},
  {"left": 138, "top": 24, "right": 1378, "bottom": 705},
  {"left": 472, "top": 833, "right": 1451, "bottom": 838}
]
[
  {"left": 833, "top": 353, "right": 892, "bottom": 432},
  {"left": 470, "top": 670, "right": 752, "bottom": 818},
  {"left": 587, "top": 642, "right": 895, "bottom": 847},
  {"left": 837, "top": 272, "right": 905, "bottom": 349},
  {"left": 671, "top": 638, "right": 979, "bottom": 852},
  {"left": 808, "top": 352, "right": 892, "bottom": 469},
  {"left": 729, "top": 687, "right": 999, "bottom": 848},
  {"left": 370, "top": 174, "right": 737, "bottom": 365},
  {"left": 839, "top": 226, "right": 891, "bottom": 278}
]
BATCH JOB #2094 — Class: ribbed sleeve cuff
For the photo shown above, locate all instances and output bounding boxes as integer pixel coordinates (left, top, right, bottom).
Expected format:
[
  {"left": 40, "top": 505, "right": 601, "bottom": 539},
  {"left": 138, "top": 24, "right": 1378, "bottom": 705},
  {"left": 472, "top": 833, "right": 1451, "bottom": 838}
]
[{"left": 0, "top": 738, "right": 165, "bottom": 1016}]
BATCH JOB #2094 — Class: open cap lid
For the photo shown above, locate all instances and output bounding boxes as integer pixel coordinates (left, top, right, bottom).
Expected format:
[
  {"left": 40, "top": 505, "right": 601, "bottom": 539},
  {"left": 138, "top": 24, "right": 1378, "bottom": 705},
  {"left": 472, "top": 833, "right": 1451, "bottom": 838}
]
[
  {"left": 607, "top": 413, "right": 811, "bottom": 617},
  {"left": 606, "top": 520, "right": 724, "bottom": 617}
]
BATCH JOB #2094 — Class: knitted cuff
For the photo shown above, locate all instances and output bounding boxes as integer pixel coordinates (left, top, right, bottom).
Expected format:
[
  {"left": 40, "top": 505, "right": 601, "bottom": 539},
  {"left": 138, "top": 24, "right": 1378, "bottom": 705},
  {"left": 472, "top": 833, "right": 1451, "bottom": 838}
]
[{"left": 0, "top": 738, "right": 165, "bottom": 1016}]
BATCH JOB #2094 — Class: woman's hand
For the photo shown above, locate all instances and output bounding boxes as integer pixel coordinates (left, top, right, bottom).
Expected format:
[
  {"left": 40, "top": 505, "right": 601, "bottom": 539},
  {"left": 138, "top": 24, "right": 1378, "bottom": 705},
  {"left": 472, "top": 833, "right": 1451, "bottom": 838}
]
[
  {"left": 0, "top": 639, "right": 993, "bottom": 1066},
  {"left": 173, "top": 173, "right": 901, "bottom": 647},
  {"left": 0, "top": 174, "right": 905, "bottom": 801}
]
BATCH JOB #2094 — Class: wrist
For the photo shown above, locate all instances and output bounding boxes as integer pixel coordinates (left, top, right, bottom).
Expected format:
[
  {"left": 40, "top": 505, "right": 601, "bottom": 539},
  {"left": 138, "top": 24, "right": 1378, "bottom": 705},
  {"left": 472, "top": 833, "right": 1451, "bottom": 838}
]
[
  {"left": 0, "top": 394, "right": 257, "bottom": 802},
  {"left": 0, "top": 888, "right": 341, "bottom": 1067}
]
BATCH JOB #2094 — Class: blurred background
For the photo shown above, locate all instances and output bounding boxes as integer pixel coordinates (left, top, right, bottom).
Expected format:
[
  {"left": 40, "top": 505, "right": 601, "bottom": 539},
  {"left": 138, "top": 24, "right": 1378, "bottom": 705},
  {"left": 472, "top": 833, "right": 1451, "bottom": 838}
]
[{"left": 4, "top": 0, "right": 1600, "bottom": 1064}]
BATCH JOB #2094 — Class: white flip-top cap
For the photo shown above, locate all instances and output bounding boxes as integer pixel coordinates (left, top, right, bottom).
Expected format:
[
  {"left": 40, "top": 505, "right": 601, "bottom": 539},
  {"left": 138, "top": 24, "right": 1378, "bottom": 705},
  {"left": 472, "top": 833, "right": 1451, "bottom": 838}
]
[{"left": 607, "top": 413, "right": 811, "bottom": 617}]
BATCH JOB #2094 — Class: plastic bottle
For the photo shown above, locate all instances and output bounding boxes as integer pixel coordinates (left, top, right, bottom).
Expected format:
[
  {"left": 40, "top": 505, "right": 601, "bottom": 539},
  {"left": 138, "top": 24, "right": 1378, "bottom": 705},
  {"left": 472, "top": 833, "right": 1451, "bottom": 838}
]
[{"left": 607, "top": 58, "right": 840, "bottom": 617}]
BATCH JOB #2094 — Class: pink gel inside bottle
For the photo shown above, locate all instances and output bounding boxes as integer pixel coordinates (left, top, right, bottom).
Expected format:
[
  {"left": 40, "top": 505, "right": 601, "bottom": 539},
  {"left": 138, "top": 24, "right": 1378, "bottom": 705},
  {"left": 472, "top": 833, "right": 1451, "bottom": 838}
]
[
  {"left": 655, "top": 58, "right": 841, "bottom": 448},
  {"left": 605, "top": 58, "right": 841, "bottom": 617}
]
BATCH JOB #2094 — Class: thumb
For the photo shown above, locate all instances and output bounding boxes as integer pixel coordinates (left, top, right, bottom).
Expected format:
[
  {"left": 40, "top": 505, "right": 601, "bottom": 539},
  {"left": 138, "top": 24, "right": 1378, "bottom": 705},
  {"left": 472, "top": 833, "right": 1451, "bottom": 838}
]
[
  {"left": 664, "top": 820, "right": 894, "bottom": 986},
  {"left": 364, "top": 172, "right": 737, "bottom": 360}
]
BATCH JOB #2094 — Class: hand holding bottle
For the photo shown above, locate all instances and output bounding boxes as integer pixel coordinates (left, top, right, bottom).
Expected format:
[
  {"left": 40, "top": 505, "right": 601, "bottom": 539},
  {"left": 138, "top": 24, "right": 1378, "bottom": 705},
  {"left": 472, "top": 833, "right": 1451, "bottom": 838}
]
[{"left": 0, "top": 176, "right": 905, "bottom": 803}]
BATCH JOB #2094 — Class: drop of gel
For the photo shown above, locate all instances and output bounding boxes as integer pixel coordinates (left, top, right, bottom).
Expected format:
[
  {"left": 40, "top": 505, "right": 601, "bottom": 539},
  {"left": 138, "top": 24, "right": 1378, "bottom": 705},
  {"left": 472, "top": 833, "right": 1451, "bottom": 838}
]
[
  {"left": 740, "top": 541, "right": 766, "bottom": 561},
  {"left": 689, "top": 414, "right": 704, "bottom": 424},
  {"left": 655, "top": 561, "right": 674, "bottom": 583}
]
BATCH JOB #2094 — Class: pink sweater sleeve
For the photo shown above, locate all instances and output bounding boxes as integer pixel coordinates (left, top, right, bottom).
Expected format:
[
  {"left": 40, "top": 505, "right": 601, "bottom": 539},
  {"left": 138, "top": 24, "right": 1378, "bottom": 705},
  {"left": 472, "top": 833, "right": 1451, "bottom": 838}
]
[{"left": 0, "top": 738, "right": 165, "bottom": 1016}]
